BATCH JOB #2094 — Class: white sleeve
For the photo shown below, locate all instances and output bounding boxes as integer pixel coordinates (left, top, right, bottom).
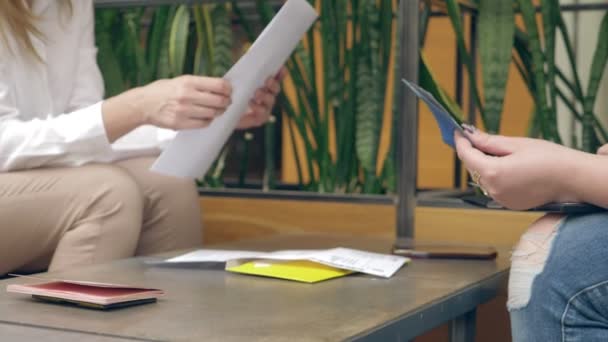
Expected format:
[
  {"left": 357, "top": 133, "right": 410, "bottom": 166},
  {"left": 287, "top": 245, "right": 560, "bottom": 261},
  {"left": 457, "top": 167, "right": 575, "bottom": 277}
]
[
  {"left": 66, "top": 0, "right": 105, "bottom": 112},
  {"left": 0, "top": 90, "right": 111, "bottom": 171},
  {"left": 0, "top": 1, "right": 112, "bottom": 172},
  {"left": 68, "top": 0, "right": 176, "bottom": 159}
]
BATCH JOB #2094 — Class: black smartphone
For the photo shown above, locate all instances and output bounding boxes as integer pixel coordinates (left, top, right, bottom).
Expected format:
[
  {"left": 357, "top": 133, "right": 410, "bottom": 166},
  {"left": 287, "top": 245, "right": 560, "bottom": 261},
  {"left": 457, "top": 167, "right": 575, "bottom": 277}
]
[{"left": 392, "top": 238, "right": 498, "bottom": 260}]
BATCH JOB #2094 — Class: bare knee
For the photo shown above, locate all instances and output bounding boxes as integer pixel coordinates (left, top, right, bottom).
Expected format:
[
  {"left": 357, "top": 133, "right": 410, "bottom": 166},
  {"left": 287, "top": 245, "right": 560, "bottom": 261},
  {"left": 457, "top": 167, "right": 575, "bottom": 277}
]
[{"left": 508, "top": 214, "right": 564, "bottom": 310}]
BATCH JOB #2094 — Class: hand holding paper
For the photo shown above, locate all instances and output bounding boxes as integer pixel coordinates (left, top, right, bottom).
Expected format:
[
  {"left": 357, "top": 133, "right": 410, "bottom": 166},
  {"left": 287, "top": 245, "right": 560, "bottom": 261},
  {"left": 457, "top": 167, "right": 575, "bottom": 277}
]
[
  {"left": 236, "top": 68, "right": 286, "bottom": 130},
  {"left": 151, "top": 0, "right": 318, "bottom": 178}
]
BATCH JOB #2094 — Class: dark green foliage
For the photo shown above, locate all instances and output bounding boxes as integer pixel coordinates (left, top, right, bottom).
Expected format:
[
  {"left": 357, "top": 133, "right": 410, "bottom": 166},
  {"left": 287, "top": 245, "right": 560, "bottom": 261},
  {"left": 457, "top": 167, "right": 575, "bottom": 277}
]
[{"left": 478, "top": 0, "right": 514, "bottom": 133}]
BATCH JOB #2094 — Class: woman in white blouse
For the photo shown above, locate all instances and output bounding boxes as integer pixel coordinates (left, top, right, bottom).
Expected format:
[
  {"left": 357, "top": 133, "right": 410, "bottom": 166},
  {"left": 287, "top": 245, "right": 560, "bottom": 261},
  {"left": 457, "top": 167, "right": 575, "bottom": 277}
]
[{"left": 0, "top": 0, "right": 283, "bottom": 275}]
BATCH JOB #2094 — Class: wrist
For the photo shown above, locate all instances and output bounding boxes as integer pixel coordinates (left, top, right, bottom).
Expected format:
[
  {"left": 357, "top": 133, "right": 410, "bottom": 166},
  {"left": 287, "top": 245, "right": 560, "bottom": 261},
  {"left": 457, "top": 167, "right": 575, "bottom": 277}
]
[
  {"left": 554, "top": 149, "right": 589, "bottom": 203},
  {"left": 101, "top": 86, "right": 146, "bottom": 143},
  {"left": 123, "top": 86, "right": 147, "bottom": 126}
]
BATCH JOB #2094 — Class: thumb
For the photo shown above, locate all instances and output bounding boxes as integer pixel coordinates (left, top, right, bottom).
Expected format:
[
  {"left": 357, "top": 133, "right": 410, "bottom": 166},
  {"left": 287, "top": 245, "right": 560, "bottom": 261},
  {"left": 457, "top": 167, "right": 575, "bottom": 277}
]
[
  {"left": 454, "top": 131, "right": 496, "bottom": 173},
  {"left": 462, "top": 125, "right": 516, "bottom": 156},
  {"left": 597, "top": 144, "right": 608, "bottom": 156}
]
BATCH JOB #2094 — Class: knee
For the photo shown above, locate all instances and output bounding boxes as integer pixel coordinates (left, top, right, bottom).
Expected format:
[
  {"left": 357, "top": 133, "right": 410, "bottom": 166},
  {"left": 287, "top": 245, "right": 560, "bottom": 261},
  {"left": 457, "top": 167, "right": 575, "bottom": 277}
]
[
  {"left": 147, "top": 175, "right": 199, "bottom": 204},
  {"left": 508, "top": 214, "right": 564, "bottom": 310},
  {"left": 146, "top": 175, "right": 200, "bottom": 221},
  {"left": 75, "top": 164, "right": 144, "bottom": 231}
]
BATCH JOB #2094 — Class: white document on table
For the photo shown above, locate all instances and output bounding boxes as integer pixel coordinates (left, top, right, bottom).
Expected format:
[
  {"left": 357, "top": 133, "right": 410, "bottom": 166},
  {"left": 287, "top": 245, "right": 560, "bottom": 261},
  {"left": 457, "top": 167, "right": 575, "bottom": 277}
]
[
  {"left": 165, "top": 248, "right": 410, "bottom": 278},
  {"left": 150, "top": 0, "right": 318, "bottom": 178}
]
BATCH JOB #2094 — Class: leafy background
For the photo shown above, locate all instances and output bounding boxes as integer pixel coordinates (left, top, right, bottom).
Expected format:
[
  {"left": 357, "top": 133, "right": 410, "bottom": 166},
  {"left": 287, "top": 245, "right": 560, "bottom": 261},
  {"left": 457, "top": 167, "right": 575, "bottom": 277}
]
[{"left": 94, "top": 0, "right": 608, "bottom": 194}]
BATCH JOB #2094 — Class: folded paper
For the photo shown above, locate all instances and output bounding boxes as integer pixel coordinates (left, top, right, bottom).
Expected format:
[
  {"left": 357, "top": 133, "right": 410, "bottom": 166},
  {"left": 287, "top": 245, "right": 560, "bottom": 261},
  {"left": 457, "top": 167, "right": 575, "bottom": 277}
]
[
  {"left": 151, "top": 0, "right": 318, "bottom": 178},
  {"left": 166, "top": 247, "right": 410, "bottom": 279}
]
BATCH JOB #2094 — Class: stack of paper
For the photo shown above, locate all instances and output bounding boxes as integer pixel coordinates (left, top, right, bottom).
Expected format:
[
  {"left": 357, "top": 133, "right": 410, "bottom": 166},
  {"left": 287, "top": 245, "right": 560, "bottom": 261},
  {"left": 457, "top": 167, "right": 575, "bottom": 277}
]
[{"left": 165, "top": 248, "right": 410, "bottom": 283}]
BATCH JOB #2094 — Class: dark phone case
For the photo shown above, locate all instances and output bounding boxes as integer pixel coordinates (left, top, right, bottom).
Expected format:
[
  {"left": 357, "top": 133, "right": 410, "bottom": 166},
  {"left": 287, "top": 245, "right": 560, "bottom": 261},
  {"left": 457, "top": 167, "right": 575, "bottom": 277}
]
[
  {"left": 462, "top": 195, "right": 605, "bottom": 214},
  {"left": 32, "top": 295, "right": 157, "bottom": 310}
]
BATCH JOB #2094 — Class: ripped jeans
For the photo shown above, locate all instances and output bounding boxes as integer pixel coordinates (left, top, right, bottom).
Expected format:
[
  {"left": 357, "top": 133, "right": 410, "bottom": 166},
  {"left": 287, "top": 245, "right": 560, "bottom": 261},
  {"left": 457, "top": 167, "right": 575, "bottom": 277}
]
[{"left": 509, "top": 212, "right": 608, "bottom": 341}]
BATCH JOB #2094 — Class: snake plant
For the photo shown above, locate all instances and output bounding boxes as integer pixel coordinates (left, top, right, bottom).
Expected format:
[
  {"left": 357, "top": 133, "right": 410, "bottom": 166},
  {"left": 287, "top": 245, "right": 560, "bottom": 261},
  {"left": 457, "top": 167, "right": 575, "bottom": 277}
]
[
  {"left": 95, "top": 4, "right": 236, "bottom": 187},
  {"left": 428, "top": 1, "right": 608, "bottom": 153},
  {"left": 234, "top": 0, "right": 396, "bottom": 194}
]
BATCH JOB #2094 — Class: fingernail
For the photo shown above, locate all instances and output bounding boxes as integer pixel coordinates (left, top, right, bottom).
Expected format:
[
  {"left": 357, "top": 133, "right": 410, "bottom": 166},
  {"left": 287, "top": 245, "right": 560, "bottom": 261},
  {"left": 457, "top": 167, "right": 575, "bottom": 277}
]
[{"left": 462, "top": 123, "right": 477, "bottom": 134}]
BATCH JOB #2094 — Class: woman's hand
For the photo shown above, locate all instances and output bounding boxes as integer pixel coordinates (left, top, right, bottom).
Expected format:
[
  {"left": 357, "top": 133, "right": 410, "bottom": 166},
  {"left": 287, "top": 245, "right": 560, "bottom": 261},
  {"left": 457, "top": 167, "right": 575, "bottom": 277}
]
[
  {"left": 454, "top": 127, "right": 583, "bottom": 210},
  {"left": 597, "top": 144, "right": 608, "bottom": 156},
  {"left": 236, "top": 68, "right": 287, "bottom": 130},
  {"left": 137, "top": 75, "right": 232, "bottom": 130},
  {"left": 102, "top": 69, "right": 284, "bottom": 143}
]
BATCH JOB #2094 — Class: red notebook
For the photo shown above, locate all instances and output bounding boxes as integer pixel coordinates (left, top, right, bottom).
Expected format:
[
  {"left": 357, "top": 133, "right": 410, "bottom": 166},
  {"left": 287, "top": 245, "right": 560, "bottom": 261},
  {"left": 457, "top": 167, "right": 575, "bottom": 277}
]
[{"left": 7, "top": 278, "right": 164, "bottom": 310}]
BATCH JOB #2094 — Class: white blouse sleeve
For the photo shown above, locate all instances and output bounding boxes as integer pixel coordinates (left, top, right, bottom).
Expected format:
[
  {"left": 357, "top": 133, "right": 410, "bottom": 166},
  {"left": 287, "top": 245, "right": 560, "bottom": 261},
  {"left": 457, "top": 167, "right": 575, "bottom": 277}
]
[
  {"left": 66, "top": 0, "right": 105, "bottom": 112},
  {"left": 70, "top": 1, "right": 176, "bottom": 158},
  {"left": 0, "top": 87, "right": 111, "bottom": 172},
  {"left": 0, "top": 1, "right": 112, "bottom": 172}
]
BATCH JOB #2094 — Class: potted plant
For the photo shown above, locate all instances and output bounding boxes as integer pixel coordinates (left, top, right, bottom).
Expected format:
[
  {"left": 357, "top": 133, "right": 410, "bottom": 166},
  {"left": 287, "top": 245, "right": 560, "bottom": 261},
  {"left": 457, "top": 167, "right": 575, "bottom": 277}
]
[{"left": 94, "top": 0, "right": 404, "bottom": 244}]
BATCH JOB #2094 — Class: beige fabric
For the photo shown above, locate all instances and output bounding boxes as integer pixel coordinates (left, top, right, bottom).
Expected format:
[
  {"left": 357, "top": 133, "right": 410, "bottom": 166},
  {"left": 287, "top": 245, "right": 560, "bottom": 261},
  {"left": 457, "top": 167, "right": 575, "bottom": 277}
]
[{"left": 0, "top": 157, "right": 202, "bottom": 275}]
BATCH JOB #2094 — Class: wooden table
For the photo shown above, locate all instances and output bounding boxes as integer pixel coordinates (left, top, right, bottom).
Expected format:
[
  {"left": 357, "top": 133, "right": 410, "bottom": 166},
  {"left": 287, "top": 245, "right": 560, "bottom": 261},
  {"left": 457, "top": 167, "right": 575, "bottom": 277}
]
[{"left": 0, "top": 234, "right": 509, "bottom": 342}]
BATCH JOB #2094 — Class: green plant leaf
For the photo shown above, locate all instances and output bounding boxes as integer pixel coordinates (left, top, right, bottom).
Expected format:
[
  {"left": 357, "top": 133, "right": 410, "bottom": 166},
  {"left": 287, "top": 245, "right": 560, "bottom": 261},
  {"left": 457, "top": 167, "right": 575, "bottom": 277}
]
[
  {"left": 263, "top": 116, "right": 277, "bottom": 191},
  {"left": 355, "top": 58, "right": 380, "bottom": 178},
  {"left": 420, "top": 53, "right": 466, "bottom": 122},
  {"left": 95, "top": 9, "right": 124, "bottom": 97},
  {"left": 517, "top": 0, "right": 558, "bottom": 142},
  {"left": 478, "top": 0, "right": 514, "bottom": 133},
  {"left": 124, "top": 10, "right": 150, "bottom": 85},
  {"left": 193, "top": 5, "right": 206, "bottom": 75},
  {"left": 146, "top": 7, "right": 170, "bottom": 80},
  {"left": 445, "top": 0, "right": 485, "bottom": 126},
  {"left": 556, "top": 8, "right": 584, "bottom": 102},
  {"left": 169, "top": 5, "right": 190, "bottom": 77},
  {"left": 542, "top": 0, "right": 559, "bottom": 134},
  {"left": 211, "top": 4, "right": 233, "bottom": 77},
  {"left": 582, "top": 12, "right": 608, "bottom": 152},
  {"left": 157, "top": 6, "right": 177, "bottom": 79}
]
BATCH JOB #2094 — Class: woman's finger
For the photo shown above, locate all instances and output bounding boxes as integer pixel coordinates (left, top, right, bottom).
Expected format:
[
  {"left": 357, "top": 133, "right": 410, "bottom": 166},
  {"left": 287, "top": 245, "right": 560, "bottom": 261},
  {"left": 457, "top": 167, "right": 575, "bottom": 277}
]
[
  {"left": 184, "top": 75, "right": 232, "bottom": 96},
  {"left": 174, "top": 117, "right": 213, "bottom": 130},
  {"left": 454, "top": 132, "right": 496, "bottom": 175},
  {"left": 187, "top": 105, "right": 222, "bottom": 120},
  {"left": 275, "top": 67, "right": 287, "bottom": 81},
  {"left": 597, "top": 144, "right": 608, "bottom": 155},
  {"left": 248, "top": 101, "right": 268, "bottom": 116},
  {"left": 264, "top": 77, "right": 281, "bottom": 95},
  {"left": 254, "top": 89, "right": 276, "bottom": 108},
  {"left": 462, "top": 125, "right": 517, "bottom": 156},
  {"left": 189, "top": 91, "right": 231, "bottom": 109},
  {"left": 238, "top": 115, "right": 255, "bottom": 129}
]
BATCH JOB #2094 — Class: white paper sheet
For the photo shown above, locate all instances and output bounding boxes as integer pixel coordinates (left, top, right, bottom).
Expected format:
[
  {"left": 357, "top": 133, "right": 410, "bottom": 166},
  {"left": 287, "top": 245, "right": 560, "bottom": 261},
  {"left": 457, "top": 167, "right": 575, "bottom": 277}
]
[
  {"left": 151, "top": 0, "right": 318, "bottom": 178},
  {"left": 165, "top": 248, "right": 410, "bottom": 278}
]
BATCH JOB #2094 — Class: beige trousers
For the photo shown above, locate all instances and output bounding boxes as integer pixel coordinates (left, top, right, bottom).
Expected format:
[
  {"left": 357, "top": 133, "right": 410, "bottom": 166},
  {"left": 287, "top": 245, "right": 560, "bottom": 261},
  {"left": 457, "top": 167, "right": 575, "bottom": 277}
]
[{"left": 0, "top": 157, "right": 202, "bottom": 275}]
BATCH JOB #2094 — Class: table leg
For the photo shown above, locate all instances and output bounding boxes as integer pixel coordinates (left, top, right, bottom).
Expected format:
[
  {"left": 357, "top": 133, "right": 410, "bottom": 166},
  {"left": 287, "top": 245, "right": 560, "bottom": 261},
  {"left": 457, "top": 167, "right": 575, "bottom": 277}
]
[{"left": 448, "top": 309, "right": 476, "bottom": 342}]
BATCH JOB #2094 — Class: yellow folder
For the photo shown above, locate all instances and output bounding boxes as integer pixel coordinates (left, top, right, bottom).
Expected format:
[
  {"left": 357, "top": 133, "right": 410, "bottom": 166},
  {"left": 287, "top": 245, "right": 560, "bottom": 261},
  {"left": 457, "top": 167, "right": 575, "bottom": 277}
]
[{"left": 226, "top": 259, "right": 353, "bottom": 283}]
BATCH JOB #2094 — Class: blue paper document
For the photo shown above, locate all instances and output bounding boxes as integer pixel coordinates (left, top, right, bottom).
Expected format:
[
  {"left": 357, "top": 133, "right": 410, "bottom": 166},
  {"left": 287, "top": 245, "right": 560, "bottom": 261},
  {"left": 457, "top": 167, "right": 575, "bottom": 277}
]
[{"left": 402, "top": 79, "right": 467, "bottom": 148}]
